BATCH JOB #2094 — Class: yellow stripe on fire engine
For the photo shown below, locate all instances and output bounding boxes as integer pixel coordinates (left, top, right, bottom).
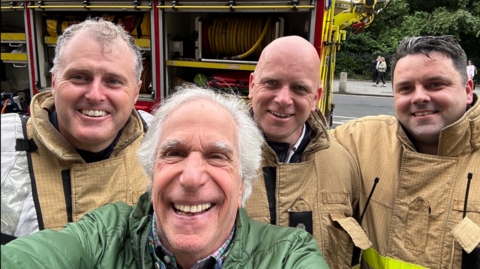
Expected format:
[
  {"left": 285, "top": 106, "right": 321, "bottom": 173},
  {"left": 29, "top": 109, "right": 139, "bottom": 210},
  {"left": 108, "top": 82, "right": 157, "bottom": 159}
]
[
  {"left": 44, "top": 36, "right": 150, "bottom": 48},
  {"left": 1, "top": 33, "right": 26, "bottom": 41},
  {"left": 1, "top": 53, "right": 28, "bottom": 61},
  {"left": 167, "top": 60, "right": 256, "bottom": 71}
]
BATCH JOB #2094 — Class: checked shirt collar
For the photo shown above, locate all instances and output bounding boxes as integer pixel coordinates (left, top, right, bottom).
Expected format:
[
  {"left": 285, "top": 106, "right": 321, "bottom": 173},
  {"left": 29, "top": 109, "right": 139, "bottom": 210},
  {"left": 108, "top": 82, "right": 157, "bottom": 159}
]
[{"left": 148, "top": 212, "right": 235, "bottom": 269}]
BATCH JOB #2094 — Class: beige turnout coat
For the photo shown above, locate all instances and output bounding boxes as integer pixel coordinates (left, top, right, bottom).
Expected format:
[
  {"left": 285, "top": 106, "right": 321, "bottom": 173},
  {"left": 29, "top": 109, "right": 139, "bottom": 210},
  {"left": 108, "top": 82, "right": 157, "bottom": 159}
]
[
  {"left": 245, "top": 109, "right": 371, "bottom": 269},
  {"left": 330, "top": 94, "right": 480, "bottom": 269},
  {"left": 28, "top": 92, "right": 148, "bottom": 231}
]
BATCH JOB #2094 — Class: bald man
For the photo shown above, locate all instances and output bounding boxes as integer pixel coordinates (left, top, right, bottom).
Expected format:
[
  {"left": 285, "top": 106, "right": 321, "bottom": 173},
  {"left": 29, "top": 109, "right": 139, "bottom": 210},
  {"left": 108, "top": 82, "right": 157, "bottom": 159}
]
[{"left": 244, "top": 36, "right": 369, "bottom": 269}]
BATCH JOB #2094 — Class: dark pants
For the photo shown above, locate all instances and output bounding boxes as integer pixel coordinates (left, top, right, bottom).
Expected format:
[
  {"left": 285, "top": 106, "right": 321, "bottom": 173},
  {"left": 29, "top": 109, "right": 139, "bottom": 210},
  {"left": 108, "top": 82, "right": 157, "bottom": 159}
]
[
  {"left": 376, "top": 72, "right": 385, "bottom": 85},
  {"left": 372, "top": 70, "right": 378, "bottom": 82}
]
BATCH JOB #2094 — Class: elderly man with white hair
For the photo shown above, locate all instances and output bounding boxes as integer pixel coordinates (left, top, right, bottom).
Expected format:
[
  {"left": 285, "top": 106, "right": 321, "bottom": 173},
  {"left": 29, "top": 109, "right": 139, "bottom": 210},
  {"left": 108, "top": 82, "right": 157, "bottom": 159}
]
[{"left": 1, "top": 87, "right": 328, "bottom": 269}]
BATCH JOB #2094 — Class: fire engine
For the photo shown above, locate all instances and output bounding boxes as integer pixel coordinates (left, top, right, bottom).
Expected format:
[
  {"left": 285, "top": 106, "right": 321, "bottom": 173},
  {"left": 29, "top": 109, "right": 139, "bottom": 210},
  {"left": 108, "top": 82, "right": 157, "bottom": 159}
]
[{"left": 1, "top": 0, "right": 389, "bottom": 124}]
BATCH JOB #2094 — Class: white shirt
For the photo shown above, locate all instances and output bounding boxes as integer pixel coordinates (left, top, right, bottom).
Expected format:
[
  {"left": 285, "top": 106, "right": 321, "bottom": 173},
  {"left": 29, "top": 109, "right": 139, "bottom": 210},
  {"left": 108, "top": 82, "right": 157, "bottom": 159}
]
[
  {"left": 285, "top": 123, "right": 306, "bottom": 163},
  {"left": 467, "top": 65, "right": 476, "bottom": 80}
]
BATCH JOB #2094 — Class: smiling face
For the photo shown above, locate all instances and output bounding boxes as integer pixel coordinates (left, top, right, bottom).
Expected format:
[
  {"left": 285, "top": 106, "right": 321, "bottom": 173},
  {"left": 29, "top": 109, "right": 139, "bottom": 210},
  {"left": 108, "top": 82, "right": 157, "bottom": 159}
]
[
  {"left": 151, "top": 99, "right": 242, "bottom": 266},
  {"left": 249, "top": 36, "right": 321, "bottom": 146},
  {"left": 51, "top": 30, "right": 141, "bottom": 152},
  {"left": 393, "top": 52, "right": 474, "bottom": 154}
]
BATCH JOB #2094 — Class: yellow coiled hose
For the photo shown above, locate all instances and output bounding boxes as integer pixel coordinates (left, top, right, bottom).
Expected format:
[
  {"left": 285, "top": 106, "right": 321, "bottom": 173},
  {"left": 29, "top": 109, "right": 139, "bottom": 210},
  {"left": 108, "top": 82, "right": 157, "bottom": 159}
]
[{"left": 207, "top": 15, "right": 274, "bottom": 60}]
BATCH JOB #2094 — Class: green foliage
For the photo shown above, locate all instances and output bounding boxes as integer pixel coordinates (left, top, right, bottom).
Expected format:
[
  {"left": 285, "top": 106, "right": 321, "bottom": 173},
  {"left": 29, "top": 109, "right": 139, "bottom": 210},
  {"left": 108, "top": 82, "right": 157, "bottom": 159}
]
[{"left": 335, "top": 0, "right": 480, "bottom": 79}]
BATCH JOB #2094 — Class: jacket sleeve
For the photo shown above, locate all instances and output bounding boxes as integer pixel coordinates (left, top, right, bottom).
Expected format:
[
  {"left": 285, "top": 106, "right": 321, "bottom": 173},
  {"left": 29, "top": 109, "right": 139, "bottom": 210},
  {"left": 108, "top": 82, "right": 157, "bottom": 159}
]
[
  {"left": 1, "top": 202, "right": 132, "bottom": 268},
  {"left": 282, "top": 230, "right": 330, "bottom": 268}
]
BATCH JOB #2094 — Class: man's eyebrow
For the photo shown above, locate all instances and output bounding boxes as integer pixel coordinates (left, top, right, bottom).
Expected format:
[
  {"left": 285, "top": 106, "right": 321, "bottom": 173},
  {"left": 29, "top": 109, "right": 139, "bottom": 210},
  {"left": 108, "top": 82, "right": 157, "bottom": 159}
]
[
  {"left": 259, "top": 75, "right": 312, "bottom": 89},
  {"left": 259, "top": 75, "right": 281, "bottom": 82},
  {"left": 395, "top": 76, "right": 451, "bottom": 88},
  {"left": 159, "top": 139, "right": 185, "bottom": 151},
  {"left": 210, "top": 141, "right": 234, "bottom": 155},
  {"left": 293, "top": 81, "right": 312, "bottom": 89},
  {"left": 394, "top": 80, "right": 411, "bottom": 88},
  {"left": 63, "top": 67, "right": 128, "bottom": 81},
  {"left": 423, "top": 76, "right": 451, "bottom": 82}
]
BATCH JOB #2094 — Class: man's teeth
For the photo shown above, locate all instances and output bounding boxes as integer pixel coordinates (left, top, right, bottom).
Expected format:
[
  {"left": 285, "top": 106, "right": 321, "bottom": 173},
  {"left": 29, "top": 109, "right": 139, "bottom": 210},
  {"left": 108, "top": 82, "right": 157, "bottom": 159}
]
[
  {"left": 270, "top": 111, "right": 291, "bottom": 118},
  {"left": 174, "top": 203, "right": 212, "bottom": 214},
  {"left": 81, "top": 109, "right": 108, "bottom": 117},
  {"left": 414, "top": 111, "right": 435, "bottom": 116}
]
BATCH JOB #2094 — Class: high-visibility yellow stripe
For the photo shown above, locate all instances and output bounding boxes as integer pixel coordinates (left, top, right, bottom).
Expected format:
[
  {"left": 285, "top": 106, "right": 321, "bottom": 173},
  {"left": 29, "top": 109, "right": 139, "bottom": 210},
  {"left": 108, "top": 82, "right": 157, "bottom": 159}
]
[{"left": 363, "top": 248, "right": 430, "bottom": 269}]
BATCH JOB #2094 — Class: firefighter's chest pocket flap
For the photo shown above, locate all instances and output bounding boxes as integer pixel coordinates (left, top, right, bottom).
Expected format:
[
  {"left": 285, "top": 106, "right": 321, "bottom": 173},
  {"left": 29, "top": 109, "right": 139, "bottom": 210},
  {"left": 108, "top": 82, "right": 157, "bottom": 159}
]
[
  {"left": 451, "top": 199, "right": 480, "bottom": 254},
  {"left": 452, "top": 216, "right": 480, "bottom": 253},
  {"left": 330, "top": 213, "right": 372, "bottom": 250},
  {"left": 452, "top": 199, "right": 480, "bottom": 213},
  {"left": 322, "top": 193, "right": 349, "bottom": 204},
  {"left": 321, "top": 192, "right": 351, "bottom": 213}
]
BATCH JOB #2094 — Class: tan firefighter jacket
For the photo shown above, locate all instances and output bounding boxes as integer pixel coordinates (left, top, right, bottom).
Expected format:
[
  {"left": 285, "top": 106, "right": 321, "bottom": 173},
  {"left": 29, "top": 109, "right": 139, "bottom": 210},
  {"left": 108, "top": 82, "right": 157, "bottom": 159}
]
[
  {"left": 330, "top": 94, "right": 480, "bottom": 269},
  {"left": 245, "top": 108, "right": 371, "bottom": 269},
  {"left": 1, "top": 92, "right": 149, "bottom": 241}
]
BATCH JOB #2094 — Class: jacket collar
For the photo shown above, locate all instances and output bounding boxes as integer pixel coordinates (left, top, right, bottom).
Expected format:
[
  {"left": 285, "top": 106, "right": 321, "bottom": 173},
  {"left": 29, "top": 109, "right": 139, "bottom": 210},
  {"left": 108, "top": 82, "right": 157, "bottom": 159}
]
[
  {"left": 396, "top": 93, "right": 480, "bottom": 156},
  {"left": 30, "top": 91, "right": 144, "bottom": 162},
  {"left": 246, "top": 101, "right": 331, "bottom": 160}
]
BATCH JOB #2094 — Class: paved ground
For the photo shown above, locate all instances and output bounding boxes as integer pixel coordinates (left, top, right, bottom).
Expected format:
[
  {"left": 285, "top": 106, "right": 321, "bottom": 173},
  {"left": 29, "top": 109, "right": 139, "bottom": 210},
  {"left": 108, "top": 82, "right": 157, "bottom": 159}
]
[{"left": 332, "top": 79, "right": 480, "bottom": 97}]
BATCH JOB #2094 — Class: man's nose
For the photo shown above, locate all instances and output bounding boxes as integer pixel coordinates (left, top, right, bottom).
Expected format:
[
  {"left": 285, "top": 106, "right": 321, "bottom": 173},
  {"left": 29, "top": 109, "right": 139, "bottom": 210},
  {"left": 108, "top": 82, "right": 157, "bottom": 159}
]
[
  {"left": 274, "top": 86, "right": 293, "bottom": 107},
  {"left": 85, "top": 78, "right": 106, "bottom": 102},
  {"left": 411, "top": 86, "right": 431, "bottom": 104},
  {"left": 179, "top": 153, "right": 208, "bottom": 190}
]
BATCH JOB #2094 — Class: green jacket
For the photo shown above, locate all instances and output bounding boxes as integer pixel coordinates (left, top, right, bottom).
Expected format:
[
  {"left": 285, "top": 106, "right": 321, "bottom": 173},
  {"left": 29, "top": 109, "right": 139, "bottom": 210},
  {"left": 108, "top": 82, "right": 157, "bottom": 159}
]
[{"left": 1, "top": 193, "right": 328, "bottom": 268}]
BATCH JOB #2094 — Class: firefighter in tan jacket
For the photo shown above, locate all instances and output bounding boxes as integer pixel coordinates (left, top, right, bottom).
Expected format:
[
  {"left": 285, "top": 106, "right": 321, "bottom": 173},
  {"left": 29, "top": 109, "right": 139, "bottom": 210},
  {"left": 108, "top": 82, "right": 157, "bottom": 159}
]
[
  {"left": 330, "top": 36, "right": 480, "bottom": 268},
  {"left": 245, "top": 36, "right": 370, "bottom": 269},
  {"left": 1, "top": 19, "right": 151, "bottom": 244}
]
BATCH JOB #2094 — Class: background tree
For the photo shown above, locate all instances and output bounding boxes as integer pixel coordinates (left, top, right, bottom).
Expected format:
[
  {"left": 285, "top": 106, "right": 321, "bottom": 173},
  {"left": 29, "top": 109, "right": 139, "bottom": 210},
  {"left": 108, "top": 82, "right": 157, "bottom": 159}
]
[{"left": 335, "top": 0, "right": 480, "bottom": 80}]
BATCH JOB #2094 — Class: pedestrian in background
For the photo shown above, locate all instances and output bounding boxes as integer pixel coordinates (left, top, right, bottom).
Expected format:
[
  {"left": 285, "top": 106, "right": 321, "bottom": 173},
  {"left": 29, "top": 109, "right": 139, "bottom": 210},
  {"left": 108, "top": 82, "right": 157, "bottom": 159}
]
[
  {"left": 372, "top": 55, "right": 381, "bottom": 82},
  {"left": 467, "top": 60, "right": 476, "bottom": 89},
  {"left": 374, "top": 56, "right": 387, "bottom": 87}
]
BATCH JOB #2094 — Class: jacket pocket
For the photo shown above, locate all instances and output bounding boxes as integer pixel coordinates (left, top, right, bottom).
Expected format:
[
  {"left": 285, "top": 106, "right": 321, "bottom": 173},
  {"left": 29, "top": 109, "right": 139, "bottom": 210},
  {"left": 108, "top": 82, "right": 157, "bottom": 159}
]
[
  {"left": 288, "top": 198, "right": 313, "bottom": 234},
  {"left": 323, "top": 213, "right": 371, "bottom": 269},
  {"left": 324, "top": 224, "right": 352, "bottom": 269},
  {"left": 404, "top": 197, "right": 430, "bottom": 252},
  {"left": 289, "top": 211, "right": 313, "bottom": 235}
]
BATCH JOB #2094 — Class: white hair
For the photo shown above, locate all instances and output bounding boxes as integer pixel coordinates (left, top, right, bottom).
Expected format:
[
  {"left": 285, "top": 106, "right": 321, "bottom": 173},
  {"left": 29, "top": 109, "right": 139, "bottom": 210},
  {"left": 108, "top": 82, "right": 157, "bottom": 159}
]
[{"left": 138, "top": 86, "right": 264, "bottom": 206}]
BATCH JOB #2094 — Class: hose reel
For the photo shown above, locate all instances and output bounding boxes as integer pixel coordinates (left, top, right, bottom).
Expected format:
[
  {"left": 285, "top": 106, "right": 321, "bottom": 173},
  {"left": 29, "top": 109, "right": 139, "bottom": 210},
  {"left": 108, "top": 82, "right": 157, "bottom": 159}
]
[{"left": 201, "top": 14, "right": 279, "bottom": 61}]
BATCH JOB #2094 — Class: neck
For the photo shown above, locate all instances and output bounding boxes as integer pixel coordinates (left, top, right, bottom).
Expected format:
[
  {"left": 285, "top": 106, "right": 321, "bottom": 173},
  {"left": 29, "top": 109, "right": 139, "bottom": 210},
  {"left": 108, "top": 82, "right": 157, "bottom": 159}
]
[
  {"left": 413, "top": 139, "right": 438, "bottom": 155},
  {"left": 176, "top": 258, "right": 197, "bottom": 269}
]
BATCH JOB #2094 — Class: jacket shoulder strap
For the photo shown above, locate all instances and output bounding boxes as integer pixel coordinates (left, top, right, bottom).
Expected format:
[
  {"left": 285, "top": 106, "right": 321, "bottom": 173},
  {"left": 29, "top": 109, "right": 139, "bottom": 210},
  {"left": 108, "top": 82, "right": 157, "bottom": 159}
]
[{"left": 15, "top": 115, "right": 38, "bottom": 152}]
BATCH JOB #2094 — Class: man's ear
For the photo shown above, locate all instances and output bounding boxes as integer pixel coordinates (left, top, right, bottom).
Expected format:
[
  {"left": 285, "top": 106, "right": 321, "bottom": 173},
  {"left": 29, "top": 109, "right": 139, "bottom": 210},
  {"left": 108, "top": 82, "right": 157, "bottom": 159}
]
[
  {"left": 248, "top": 73, "right": 255, "bottom": 100},
  {"left": 51, "top": 72, "right": 56, "bottom": 97},
  {"left": 311, "top": 86, "right": 323, "bottom": 112},
  {"left": 237, "top": 180, "right": 244, "bottom": 209},
  {"left": 466, "top": 79, "right": 474, "bottom": 105},
  {"left": 134, "top": 81, "right": 142, "bottom": 104}
]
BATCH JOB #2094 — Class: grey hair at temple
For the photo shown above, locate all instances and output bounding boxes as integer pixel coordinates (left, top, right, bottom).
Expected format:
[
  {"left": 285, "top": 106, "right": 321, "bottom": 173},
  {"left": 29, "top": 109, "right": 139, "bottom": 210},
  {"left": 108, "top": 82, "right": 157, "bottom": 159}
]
[
  {"left": 51, "top": 17, "right": 143, "bottom": 84},
  {"left": 391, "top": 35, "right": 468, "bottom": 85},
  {"left": 137, "top": 86, "right": 264, "bottom": 206}
]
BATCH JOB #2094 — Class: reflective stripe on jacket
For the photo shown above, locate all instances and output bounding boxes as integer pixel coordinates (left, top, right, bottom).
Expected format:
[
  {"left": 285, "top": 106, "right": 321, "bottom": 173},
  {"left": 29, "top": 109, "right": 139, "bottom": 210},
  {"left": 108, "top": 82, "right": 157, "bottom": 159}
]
[{"left": 330, "top": 94, "right": 480, "bottom": 268}]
